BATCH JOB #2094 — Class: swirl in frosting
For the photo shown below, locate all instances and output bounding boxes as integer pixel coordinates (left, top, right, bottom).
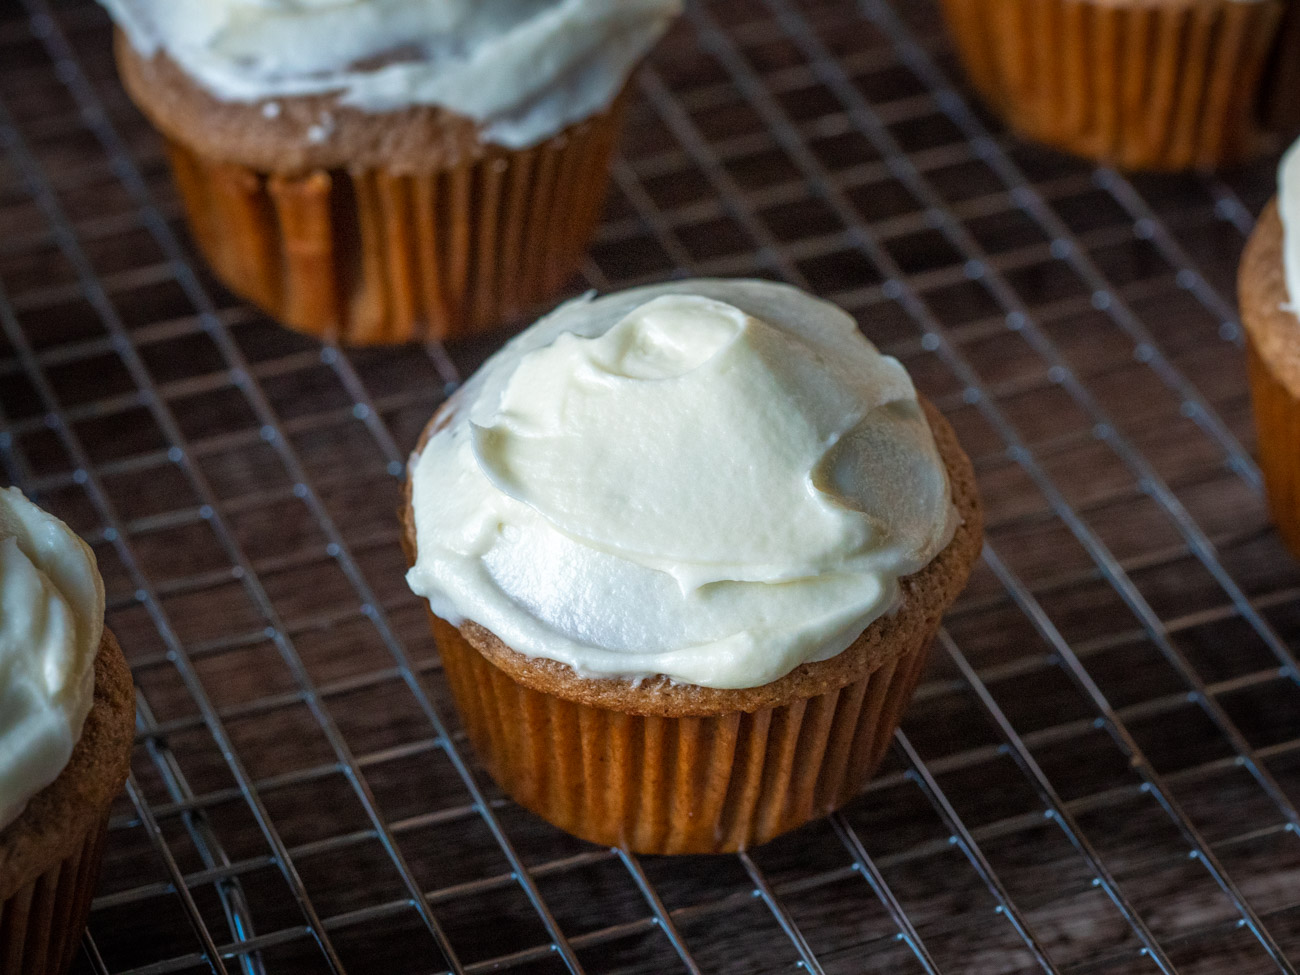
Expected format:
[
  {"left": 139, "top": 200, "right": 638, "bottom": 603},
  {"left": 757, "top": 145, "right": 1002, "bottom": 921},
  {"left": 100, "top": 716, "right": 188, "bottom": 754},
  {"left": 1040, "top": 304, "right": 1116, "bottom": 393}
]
[
  {"left": 406, "top": 280, "right": 958, "bottom": 690},
  {"left": 99, "top": 0, "right": 682, "bottom": 147},
  {"left": 0, "top": 487, "right": 104, "bottom": 831}
]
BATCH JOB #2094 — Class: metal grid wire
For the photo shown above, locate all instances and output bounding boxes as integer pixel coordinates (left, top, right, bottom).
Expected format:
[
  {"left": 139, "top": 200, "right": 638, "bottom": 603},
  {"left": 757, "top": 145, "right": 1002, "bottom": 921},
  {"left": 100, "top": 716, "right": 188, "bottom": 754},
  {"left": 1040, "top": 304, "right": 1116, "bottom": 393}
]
[{"left": 2, "top": 0, "right": 1300, "bottom": 971}]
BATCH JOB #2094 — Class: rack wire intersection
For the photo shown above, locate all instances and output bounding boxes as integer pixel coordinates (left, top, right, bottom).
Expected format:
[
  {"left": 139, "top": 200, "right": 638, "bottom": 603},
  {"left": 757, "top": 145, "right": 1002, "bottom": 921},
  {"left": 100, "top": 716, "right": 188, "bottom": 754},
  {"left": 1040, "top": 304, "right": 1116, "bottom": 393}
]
[{"left": 2, "top": 0, "right": 1300, "bottom": 972}]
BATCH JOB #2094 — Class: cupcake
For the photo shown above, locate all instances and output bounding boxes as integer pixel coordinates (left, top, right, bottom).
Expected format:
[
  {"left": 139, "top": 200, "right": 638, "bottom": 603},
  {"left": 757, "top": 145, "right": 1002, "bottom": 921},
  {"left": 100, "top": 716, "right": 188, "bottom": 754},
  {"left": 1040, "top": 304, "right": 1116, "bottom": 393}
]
[
  {"left": 938, "top": 0, "right": 1285, "bottom": 171},
  {"left": 0, "top": 488, "right": 135, "bottom": 973},
  {"left": 1239, "top": 139, "right": 1300, "bottom": 558},
  {"left": 98, "top": 0, "right": 682, "bottom": 345},
  {"left": 402, "top": 280, "right": 983, "bottom": 854}
]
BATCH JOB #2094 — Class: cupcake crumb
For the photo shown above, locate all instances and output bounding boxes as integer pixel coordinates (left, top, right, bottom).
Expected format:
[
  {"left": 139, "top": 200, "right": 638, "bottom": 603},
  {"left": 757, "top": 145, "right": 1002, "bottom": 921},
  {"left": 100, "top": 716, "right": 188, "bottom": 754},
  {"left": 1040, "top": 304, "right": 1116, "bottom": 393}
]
[{"left": 306, "top": 111, "right": 335, "bottom": 144}]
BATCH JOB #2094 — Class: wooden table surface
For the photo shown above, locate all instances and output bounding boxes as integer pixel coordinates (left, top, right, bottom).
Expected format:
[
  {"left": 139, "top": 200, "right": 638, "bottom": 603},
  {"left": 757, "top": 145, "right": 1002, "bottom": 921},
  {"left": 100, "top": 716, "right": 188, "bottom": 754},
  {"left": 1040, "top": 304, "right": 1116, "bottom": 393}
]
[{"left": 2, "top": 0, "right": 1299, "bottom": 973}]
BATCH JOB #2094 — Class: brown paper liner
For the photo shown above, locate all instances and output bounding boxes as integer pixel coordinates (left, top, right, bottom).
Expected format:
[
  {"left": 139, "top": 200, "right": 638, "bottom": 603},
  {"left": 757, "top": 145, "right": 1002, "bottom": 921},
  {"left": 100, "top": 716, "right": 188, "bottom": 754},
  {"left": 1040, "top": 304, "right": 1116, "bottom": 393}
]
[
  {"left": 1247, "top": 337, "right": 1300, "bottom": 559},
  {"left": 937, "top": 0, "right": 1284, "bottom": 171},
  {"left": 434, "top": 615, "right": 935, "bottom": 854},
  {"left": 0, "top": 816, "right": 109, "bottom": 975},
  {"left": 164, "top": 102, "right": 624, "bottom": 345}
]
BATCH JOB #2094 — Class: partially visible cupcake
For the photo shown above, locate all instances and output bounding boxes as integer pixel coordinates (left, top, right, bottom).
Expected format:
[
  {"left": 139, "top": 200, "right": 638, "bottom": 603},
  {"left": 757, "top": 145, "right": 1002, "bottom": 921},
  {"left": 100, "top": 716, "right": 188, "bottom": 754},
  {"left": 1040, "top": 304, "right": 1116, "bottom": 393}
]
[
  {"left": 1262, "top": 2, "right": 1300, "bottom": 137},
  {"left": 402, "top": 279, "right": 982, "bottom": 854},
  {"left": 0, "top": 488, "right": 135, "bottom": 974},
  {"left": 1239, "top": 139, "right": 1300, "bottom": 557},
  {"left": 99, "top": 0, "right": 681, "bottom": 344},
  {"left": 938, "top": 0, "right": 1285, "bottom": 171}
]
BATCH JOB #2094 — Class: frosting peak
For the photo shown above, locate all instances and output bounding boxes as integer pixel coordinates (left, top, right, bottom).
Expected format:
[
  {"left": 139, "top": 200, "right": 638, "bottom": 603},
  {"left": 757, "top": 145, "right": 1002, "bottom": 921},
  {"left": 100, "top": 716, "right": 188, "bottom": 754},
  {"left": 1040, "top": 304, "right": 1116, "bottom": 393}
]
[
  {"left": 0, "top": 488, "right": 104, "bottom": 831},
  {"left": 100, "top": 0, "right": 682, "bottom": 148},
  {"left": 407, "top": 280, "right": 958, "bottom": 690}
]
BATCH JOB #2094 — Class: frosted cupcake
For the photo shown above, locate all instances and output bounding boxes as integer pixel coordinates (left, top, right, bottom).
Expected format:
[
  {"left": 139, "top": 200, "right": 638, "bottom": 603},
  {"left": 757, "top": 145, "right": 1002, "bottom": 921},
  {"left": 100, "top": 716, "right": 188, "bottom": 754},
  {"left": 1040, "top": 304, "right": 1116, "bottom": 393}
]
[
  {"left": 938, "top": 0, "right": 1286, "bottom": 171},
  {"left": 0, "top": 488, "right": 135, "bottom": 974},
  {"left": 402, "top": 280, "right": 982, "bottom": 854},
  {"left": 99, "top": 0, "right": 682, "bottom": 344},
  {"left": 1239, "top": 138, "right": 1300, "bottom": 557}
]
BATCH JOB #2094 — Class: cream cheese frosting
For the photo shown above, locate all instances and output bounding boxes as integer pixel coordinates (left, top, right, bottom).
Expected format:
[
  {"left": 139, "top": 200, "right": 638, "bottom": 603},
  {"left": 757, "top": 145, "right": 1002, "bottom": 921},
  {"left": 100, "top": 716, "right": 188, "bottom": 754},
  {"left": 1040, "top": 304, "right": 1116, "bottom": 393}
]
[
  {"left": 406, "top": 280, "right": 959, "bottom": 690},
  {"left": 0, "top": 488, "right": 104, "bottom": 831},
  {"left": 1279, "top": 136, "right": 1300, "bottom": 315},
  {"left": 98, "top": 0, "right": 682, "bottom": 148}
]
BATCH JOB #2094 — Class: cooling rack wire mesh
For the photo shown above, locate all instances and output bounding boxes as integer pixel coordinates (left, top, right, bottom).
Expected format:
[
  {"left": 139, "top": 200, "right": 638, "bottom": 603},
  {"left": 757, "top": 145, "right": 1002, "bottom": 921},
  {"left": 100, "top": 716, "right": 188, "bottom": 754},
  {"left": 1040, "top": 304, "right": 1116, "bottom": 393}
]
[{"left": 1, "top": 0, "right": 1299, "bottom": 971}]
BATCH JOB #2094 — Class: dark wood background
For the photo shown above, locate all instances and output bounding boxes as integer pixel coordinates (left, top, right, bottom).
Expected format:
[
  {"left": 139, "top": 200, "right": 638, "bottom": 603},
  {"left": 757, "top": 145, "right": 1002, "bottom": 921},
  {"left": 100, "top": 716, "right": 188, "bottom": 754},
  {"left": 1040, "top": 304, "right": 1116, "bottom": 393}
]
[{"left": 2, "top": 0, "right": 1299, "bottom": 973}]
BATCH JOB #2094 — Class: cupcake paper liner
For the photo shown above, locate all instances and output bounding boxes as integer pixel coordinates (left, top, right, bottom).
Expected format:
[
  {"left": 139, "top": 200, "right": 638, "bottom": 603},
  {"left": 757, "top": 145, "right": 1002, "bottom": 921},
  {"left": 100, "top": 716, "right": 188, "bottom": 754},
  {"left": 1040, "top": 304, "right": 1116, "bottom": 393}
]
[
  {"left": 938, "top": 0, "right": 1284, "bottom": 170},
  {"left": 164, "top": 100, "right": 624, "bottom": 345},
  {"left": 1261, "top": 0, "right": 1300, "bottom": 136},
  {"left": 407, "top": 396, "right": 980, "bottom": 855},
  {"left": 433, "top": 615, "right": 935, "bottom": 855},
  {"left": 1247, "top": 338, "right": 1300, "bottom": 559},
  {"left": 0, "top": 816, "right": 109, "bottom": 975}
]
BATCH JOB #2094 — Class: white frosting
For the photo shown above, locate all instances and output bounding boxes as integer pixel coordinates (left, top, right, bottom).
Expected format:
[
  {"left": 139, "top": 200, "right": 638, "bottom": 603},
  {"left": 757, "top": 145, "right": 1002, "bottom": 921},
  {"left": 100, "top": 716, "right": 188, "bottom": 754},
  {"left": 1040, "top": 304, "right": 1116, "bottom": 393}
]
[
  {"left": 0, "top": 488, "right": 104, "bottom": 831},
  {"left": 1280, "top": 136, "right": 1300, "bottom": 315},
  {"left": 98, "top": 0, "right": 682, "bottom": 148},
  {"left": 407, "top": 280, "right": 958, "bottom": 690}
]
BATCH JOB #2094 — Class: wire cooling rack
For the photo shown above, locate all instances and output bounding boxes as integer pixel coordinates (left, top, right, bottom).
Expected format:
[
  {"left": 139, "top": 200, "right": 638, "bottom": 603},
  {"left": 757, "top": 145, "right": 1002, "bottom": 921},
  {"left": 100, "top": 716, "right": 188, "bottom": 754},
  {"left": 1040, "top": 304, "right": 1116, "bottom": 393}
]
[{"left": 3, "top": 0, "right": 1300, "bottom": 971}]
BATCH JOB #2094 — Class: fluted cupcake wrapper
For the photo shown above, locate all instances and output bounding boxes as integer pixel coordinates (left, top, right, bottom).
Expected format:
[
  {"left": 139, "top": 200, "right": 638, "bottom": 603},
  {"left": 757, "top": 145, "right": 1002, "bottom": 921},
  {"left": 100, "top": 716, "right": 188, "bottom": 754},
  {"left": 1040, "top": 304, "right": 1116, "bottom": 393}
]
[
  {"left": 1247, "top": 338, "right": 1300, "bottom": 560},
  {"left": 1261, "top": 2, "right": 1300, "bottom": 136},
  {"left": 163, "top": 100, "right": 624, "bottom": 345},
  {"left": 0, "top": 816, "right": 109, "bottom": 975},
  {"left": 938, "top": 0, "right": 1284, "bottom": 171},
  {"left": 434, "top": 616, "right": 934, "bottom": 855}
]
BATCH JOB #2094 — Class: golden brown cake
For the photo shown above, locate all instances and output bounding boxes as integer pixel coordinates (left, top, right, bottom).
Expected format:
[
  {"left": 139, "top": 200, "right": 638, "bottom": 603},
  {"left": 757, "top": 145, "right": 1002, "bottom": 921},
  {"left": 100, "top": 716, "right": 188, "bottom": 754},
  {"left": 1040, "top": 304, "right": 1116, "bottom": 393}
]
[
  {"left": 0, "top": 630, "right": 134, "bottom": 974},
  {"left": 1239, "top": 200, "right": 1300, "bottom": 557},
  {"left": 938, "top": 0, "right": 1285, "bottom": 171}
]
